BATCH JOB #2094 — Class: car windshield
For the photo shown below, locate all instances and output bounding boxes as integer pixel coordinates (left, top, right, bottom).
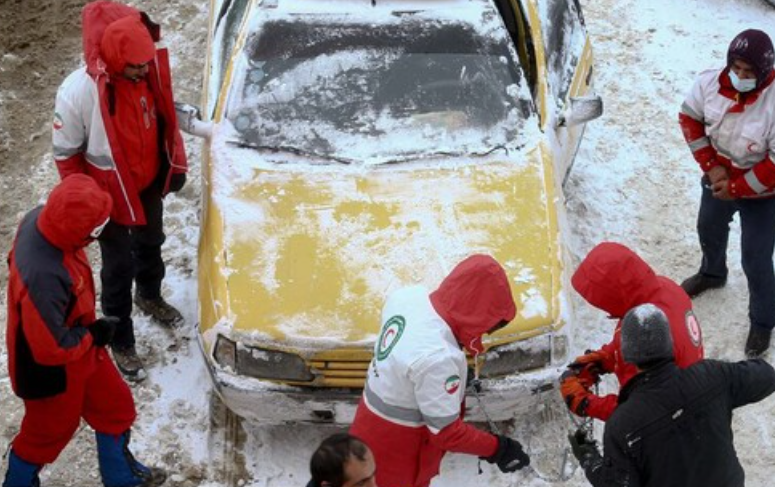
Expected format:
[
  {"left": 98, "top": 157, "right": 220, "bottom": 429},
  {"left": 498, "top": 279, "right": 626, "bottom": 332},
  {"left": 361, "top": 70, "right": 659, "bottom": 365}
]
[{"left": 225, "top": 15, "right": 532, "bottom": 164}]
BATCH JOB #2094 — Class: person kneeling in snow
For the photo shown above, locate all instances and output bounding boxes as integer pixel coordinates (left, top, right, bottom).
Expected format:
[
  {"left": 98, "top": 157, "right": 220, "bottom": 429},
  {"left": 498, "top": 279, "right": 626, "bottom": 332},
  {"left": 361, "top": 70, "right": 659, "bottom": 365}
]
[
  {"left": 568, "top": 304, "right": 775, "bottom": 487},
  {"left": 307, "top": 434, "right": 376, "bottom": 487},
  {"left": 560, "top": 242, "right": 704, "bottom": 421},
  {"left": 350, "top": 255, "right": 529, "bottom": 487},
  {"left": 3, "top": 175, "right": 165, "bottom": 487}
]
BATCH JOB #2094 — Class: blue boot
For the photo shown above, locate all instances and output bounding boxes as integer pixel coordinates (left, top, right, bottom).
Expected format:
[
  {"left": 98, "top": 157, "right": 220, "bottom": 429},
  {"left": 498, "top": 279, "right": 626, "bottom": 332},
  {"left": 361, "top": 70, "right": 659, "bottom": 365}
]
[
  {"left": 95, "top": 431, "right": 166, "bottom": 487},
  {"left": 3, "top": 450, "right": 41, "bottom": 487}
]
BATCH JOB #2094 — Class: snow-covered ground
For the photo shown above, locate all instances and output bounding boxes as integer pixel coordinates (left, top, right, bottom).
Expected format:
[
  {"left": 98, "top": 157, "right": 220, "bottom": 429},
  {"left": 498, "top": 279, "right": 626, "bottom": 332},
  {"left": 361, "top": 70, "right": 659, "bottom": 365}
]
[{"left": 1, "top": 0, "right": 775, "bottom": 486}]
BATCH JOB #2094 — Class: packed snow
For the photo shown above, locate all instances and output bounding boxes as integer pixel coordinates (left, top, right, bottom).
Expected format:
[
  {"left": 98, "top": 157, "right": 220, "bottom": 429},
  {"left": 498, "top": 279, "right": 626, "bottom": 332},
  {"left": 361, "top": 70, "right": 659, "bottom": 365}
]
[{"left": 1, "top": 0, "right": 775, "bottom": 486}]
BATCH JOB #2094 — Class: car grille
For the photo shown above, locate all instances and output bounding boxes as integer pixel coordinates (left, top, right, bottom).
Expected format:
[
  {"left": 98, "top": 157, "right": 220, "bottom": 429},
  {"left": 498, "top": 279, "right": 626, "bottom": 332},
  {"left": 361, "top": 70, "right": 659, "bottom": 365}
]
[{"left": 308, "top": 351, "right": 372, "bottom": 388}]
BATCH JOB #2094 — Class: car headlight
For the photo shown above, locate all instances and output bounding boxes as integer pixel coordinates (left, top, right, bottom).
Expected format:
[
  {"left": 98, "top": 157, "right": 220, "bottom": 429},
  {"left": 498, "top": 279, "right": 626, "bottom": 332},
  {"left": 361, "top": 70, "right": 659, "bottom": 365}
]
[{"left": 212, "top": 334, "right": 315, "bottom": 382}]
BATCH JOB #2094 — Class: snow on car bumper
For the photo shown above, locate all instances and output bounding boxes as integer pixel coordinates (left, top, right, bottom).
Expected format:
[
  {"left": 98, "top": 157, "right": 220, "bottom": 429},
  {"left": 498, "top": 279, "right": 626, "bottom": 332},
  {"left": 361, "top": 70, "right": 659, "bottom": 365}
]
[
  {"left": 464, "top": 366, "right": 564, "bottom": 422},
  {"left": 210, "top": 361, "right": 563, "bottom": 425},
  {"left": 211, "top": 365, "right": 362, "bottom": 424}
]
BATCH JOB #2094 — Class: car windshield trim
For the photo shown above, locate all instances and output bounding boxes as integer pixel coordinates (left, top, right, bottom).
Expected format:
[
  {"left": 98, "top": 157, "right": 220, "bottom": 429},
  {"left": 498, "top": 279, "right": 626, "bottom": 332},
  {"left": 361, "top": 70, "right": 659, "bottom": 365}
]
[{"left": 226, "top": 138, "right": 523, "bottom": 166}]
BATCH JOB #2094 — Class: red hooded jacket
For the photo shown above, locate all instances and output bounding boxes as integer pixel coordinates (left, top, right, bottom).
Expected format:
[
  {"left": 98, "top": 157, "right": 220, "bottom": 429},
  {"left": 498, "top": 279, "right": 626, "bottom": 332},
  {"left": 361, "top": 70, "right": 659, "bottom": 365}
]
[
  {"left": 351, "top": 255, "right": 516, "bottom": 487},
  {"left": 53, "top": 0, "right": 187, "bottom": 226},
  {"left": 6, "top": 174, "right": 113, "bottom": 399},
  {"left": 571, "top": 242, "right": 704, "bottom": 421}
]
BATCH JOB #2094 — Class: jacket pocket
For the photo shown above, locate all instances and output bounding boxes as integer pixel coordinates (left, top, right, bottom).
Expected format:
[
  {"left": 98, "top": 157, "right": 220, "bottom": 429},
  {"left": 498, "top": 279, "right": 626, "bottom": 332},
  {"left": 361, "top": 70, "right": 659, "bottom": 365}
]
[{"left": 14, "top": 323, "right": 66, "bottom": 400}]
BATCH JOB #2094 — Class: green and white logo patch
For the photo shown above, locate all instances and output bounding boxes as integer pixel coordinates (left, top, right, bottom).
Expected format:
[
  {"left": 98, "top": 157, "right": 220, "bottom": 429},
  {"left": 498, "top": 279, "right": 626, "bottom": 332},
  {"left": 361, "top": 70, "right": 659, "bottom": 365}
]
[
  {"left": 444, "top": 375, "right": 461, "bottom": 395},
  {"left": 376, "top": 315, "right": 405, "bottom": 361}
]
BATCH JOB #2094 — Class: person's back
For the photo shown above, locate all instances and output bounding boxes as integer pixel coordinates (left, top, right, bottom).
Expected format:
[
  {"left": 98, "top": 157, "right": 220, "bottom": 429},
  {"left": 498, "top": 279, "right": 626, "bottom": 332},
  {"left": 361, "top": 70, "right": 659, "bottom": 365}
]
[
  {"left": 570, "top": 304, "right": 775, "bottom": 487},
  {"left": 607, "top": 359, "right": 773, "bottom": 487}
]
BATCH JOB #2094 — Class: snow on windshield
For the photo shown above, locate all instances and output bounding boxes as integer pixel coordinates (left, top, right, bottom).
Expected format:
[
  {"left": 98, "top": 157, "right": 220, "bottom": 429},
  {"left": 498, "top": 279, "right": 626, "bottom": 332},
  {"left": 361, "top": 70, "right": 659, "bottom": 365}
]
[{"left": 225, "top": 13, "right": 533, "bottom": 164}]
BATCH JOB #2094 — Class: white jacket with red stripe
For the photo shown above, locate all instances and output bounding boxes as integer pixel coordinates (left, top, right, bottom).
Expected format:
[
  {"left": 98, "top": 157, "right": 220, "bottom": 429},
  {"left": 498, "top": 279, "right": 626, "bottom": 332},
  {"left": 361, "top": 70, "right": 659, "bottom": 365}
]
[
  {"left": 365, "top": 285, "right": 467, "bottom": 431},
  {"left": 350, "top": 285, "right": 499, "bottom": 487},
  {"left": 680, "top": 68, "right": 775, "bottom": 197}
]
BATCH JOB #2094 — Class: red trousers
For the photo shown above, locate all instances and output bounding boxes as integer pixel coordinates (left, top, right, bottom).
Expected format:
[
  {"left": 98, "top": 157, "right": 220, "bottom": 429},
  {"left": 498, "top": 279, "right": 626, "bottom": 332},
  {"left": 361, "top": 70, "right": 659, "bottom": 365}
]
[{"left": 13, "top": 347, "right": 136, "bottom": 464}]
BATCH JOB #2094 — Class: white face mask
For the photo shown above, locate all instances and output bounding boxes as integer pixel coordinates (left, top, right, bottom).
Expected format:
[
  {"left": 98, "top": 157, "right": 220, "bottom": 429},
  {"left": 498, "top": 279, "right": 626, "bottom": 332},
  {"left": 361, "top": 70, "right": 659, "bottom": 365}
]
[{"left": 730, "top": 70, "right": 757, "bottom": 93}]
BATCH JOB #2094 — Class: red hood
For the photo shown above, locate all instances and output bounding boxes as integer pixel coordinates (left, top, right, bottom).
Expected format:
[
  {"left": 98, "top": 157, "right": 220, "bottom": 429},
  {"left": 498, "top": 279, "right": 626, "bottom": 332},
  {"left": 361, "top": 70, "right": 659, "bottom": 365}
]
[
  {"left": 430, "top": 255, "right": 517, "bottom": 354},
  {"left": 82, "top": 1, "right": 160, "bottom": 75},
  {"left": 571, "top": 242, "right": 660, "bottom": 319},
  {"left": 38, "top": 175, "right": 113, "bottom": 251}
]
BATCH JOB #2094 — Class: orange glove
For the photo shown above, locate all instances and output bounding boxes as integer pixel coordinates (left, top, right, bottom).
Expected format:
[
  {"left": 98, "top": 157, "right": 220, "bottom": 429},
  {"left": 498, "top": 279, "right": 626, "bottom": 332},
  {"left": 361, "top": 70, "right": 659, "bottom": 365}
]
[
  {"left": 560, "top": 375, "right": 592, "bottom": 417},
  {"left": 571, "top": 349, "right": 611, "bottom": 369},
  {"left": 569, "top": 349, "right": 612, "bottom": 382}
]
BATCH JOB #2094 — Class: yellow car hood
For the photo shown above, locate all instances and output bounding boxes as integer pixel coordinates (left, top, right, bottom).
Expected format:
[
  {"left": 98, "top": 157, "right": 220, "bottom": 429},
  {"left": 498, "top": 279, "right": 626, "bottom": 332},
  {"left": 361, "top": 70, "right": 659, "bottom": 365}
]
[{"left": 202, "top": 148, "right": 562, "bottom": 350}]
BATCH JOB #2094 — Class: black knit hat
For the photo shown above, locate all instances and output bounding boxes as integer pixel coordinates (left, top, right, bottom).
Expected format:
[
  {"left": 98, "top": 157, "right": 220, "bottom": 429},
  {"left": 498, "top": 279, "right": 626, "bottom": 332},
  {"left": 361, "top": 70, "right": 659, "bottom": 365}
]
[
  {"left": 727, "top": 29, "right": 775, "bottom": 86},
  {"left": 621, "top": 304, "right": 674, "bottom": 368}
]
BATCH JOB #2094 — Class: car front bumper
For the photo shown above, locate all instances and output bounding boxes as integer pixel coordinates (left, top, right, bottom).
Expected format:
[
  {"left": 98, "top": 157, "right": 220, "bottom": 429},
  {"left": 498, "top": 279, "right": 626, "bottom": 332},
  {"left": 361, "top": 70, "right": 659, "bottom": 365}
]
[{"left": 210, "top": 361, "right": 564, "bottom": 425}]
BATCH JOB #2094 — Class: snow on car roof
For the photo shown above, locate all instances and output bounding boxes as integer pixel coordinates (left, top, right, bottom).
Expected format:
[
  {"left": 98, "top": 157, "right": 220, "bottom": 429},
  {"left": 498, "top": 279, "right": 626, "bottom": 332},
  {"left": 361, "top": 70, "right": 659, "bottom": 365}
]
[{"left": 262, "top": 0, "right": 492, "bottom": 16}]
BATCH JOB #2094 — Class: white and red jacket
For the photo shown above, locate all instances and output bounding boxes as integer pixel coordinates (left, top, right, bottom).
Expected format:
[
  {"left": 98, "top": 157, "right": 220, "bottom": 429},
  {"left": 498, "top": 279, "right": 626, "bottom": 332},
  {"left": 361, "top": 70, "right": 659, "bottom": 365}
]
[
  {"left": 350, "top": 255, "right": 516, "bottom": 487},
  {"left": 52, "top": 1, "right": 187, "bottom": 226},
  {"left": 680, "top": 67, "right": 775, "bottom": 198}
]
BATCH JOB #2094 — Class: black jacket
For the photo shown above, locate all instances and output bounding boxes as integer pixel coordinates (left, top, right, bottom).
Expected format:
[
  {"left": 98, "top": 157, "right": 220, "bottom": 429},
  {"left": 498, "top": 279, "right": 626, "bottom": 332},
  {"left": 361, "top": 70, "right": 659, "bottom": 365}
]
[{"left": 584, "top": 359, "right": 775, "bottom": 487}]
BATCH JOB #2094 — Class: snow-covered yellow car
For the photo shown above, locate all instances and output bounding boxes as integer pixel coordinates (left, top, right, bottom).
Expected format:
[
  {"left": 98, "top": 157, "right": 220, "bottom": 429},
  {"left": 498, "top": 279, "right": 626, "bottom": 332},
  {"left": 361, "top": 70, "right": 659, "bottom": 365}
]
[{"left": 194, "top": 0, "right": 601, "bottom": 423}]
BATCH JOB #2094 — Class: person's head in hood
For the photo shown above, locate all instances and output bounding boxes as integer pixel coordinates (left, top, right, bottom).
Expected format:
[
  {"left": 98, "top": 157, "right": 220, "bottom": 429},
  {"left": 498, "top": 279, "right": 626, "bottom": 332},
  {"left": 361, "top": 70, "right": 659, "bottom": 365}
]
[
  {"left": 100, "top": 14, "right": 155, "bottom": 81},
  {"left": 727, "top": 29, "right": 775, "bottom": 92},
  {"left": 430, "top": 254, "right": 517, "bottom": 355},
  {"left": 571, "top": 242, "right": 660, "bottom": 319},
  {"left": 38, "top": 174, "right": 113, "bottom": 251}
]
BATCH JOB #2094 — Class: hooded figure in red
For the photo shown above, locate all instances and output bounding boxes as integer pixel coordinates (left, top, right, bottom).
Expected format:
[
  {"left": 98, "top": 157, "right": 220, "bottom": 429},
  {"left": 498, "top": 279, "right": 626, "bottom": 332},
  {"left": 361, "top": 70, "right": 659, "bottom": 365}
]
[
  {"left": 350, "top": 255, "right": 529, "bottom": 487},
  {"left": 4, "top": 174, "right": 166, "bottom": 487},
  {"left": 560, "top": 242, "right": 704, "bottom": 421},
  {"left": 52, "top": 0, "right": 189, "bottom": 381}
]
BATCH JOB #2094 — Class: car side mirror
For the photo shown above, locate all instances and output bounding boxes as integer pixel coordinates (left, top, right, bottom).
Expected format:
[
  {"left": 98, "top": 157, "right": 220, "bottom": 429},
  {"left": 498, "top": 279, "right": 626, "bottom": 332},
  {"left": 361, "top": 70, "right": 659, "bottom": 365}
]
[
  {"left": 175, "top": 102, "right": 213, "bottom": 139},
  {"left": 556, "top": 95, "right": 603, "bottom": 128}
]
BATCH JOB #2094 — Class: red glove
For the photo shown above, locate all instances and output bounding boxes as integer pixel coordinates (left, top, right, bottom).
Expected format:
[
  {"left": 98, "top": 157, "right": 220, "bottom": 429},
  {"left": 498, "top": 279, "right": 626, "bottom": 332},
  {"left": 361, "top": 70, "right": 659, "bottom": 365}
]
[{"left": 560, "top": 375, "right": 592, "bottom": 417}]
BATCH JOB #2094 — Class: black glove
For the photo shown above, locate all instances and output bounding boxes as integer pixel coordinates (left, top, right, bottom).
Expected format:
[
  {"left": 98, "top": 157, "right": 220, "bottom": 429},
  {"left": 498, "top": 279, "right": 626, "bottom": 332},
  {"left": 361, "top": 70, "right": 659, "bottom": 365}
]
[
  {"left": 88, "top": 316, "right": 119, "bottom": 347},
  {"left": 568, "top": 427, "right": 602, "bottom": 470},
  {"left": 482, "top": 435, "right": 530, "bottom": 473},
  {"left": 466, "top": 366, "right": 482, "bottom": 393},
  {"left": 169, "top": 172, "right": 187, "bottom": 192}
]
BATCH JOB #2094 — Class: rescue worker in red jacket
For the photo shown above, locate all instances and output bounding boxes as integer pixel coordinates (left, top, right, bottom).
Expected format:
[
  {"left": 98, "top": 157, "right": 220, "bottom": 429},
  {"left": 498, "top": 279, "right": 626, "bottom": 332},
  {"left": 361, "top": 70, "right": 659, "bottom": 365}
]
[
  {"left": 678, "top": 29, "right": 775, "bottom": 357},
  {"left": 350, "top": 255, "right": 530, "bottom": 487},
  {"left": 3, "top": 174, "right": 165, "bottom": 487},
  {"left": 52, "top": 0, "right": 189, "bottom": 380},
  {"left": 560, "top": 242, "right": 705, "bottom": 421}
]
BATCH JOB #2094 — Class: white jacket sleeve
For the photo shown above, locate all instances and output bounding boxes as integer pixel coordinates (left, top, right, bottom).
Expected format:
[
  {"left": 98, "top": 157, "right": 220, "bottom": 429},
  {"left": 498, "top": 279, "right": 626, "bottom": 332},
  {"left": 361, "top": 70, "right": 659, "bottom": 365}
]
[
  {"left": 680, "top": 71, "right": 710, "bottom": 123},
  {"left": 409, "top": 352, "right": 466, "bottom": 434}
]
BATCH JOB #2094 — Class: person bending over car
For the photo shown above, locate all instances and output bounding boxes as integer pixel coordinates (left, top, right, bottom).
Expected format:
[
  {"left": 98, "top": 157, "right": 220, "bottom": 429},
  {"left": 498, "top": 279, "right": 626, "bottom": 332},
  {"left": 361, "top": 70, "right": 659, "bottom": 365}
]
[{"left": 350, "top": 254, "right": 529, "bottom": 487}]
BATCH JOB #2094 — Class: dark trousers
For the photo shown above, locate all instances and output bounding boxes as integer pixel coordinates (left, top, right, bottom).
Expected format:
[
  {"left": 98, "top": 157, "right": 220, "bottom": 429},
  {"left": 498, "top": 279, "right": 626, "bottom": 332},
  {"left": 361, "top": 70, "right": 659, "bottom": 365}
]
[
  {"left": 98, "top": 183, "right": 166, "bottom": 349},
  {"left": 697, "top": 180, "right": 775, "bottom": 331}
]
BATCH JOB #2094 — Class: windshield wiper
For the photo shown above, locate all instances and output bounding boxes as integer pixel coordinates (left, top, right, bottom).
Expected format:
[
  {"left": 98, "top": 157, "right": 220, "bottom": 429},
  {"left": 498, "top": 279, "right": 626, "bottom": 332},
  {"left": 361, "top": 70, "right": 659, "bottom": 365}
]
[{"left": 228, "top": 140, "right": 353, "bottom": 165}]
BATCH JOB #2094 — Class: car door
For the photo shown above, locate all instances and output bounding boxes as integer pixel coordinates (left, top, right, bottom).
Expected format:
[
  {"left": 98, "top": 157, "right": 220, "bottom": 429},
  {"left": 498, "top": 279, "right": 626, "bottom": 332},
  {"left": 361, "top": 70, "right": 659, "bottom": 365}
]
[
  {"left": 535, "top": 0, "right": 594, "bottom": 186},
  {"left": 205, "top": 0, "right": 252, "bottom": 118}
]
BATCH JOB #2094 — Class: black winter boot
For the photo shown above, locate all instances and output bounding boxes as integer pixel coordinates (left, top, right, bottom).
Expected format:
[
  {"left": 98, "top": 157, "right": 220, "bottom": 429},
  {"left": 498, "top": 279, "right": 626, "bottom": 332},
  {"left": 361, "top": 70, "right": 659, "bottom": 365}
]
[
  {"left": 134, "top": 294, "right": 184, "bottom": 329},
  {"left": 680, "top": 273, "right": 727, "bottom": 298},
  {"left": 745, "top": 327, "right": 772, "bottom": 358},
  {"left": 111, "top": 346, "right": 147, "bottom": 382}
]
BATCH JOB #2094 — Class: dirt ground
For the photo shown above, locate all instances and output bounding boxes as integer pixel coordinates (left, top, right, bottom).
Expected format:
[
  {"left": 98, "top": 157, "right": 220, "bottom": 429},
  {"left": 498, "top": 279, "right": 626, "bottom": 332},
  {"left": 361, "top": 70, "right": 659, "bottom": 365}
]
[
  {"left": 0, "top": 0, "right": 89, "bottom": 288},
  {"left": 0, "top": 0, "right": 209, "bottom": 485}
]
